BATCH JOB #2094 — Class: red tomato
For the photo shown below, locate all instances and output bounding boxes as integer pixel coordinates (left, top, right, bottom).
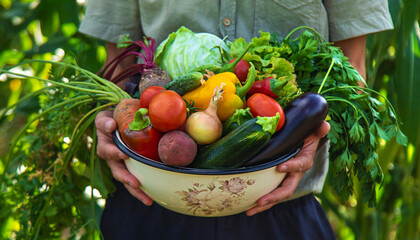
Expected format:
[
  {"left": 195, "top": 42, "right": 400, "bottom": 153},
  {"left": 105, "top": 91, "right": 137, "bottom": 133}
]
[
  {"left": 139, "top": 86, "right": 166, "bottom": 108},
  {"left": 229, "top": 58, "right": 251, "bottom": 83},
  {"left": 148, "top": 90, "right": 187, "bottom": 132},
  {"left": 246, "top": 93, "right": 285, "bottom": 131}
]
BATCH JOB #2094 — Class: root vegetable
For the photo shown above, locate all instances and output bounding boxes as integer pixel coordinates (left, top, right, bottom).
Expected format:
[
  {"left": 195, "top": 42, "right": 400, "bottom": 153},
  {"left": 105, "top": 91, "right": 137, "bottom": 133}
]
[
  {"left": 99, "top": 37, "right": 171, "bottom": 95},
  {"left": 186, "top": 85, "right": 224, "bottom": 144},
  {"left": 113, "top": 98, "right": 141, "bottom": 132},
  {"left": 139, "top": 67, "right": 171, "bottom": 95},
  {"left": 158, "top": 130, "right": 197, "bottom": 166}
]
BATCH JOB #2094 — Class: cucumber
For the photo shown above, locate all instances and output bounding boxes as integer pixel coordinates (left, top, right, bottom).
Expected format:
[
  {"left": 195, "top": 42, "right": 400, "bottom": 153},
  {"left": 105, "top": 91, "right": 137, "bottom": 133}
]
[
  {"left": 190, "top": 115, "right": 279, "bottom": 169},
  {"left": 164, "top": 72, "right": 203, "bottom": 95}
]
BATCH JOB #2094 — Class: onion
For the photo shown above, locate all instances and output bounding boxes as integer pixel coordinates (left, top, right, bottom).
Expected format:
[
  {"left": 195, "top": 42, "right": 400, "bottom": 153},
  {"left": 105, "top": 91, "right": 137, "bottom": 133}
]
[{"left": 186, "top": 85, "right": 224, "bottom": 144}]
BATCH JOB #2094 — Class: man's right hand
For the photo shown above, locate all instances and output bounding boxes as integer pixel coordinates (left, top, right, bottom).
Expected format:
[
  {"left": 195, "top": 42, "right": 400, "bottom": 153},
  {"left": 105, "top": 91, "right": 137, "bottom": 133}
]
[{"left": 95, "top": 110, "right": 153, "bottom": 206}]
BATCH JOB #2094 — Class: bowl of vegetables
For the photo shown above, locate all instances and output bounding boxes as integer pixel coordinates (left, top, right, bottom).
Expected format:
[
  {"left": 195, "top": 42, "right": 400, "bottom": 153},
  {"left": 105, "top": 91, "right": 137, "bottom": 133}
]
[
  {"left": 112, "top": 129, "right": 303, "bottom": 217},
  {"left": 111, "top": 86, "right": 329, "bottom": 217},
  {"left": 108, "top": 27, "right": 329, "bottom": 217}
]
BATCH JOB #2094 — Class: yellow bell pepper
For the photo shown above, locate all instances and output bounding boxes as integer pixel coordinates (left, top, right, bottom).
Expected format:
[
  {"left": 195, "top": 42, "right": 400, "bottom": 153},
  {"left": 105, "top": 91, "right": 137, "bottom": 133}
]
[{"left": 183, "top": 64, "right": 256, "bottom": 122}]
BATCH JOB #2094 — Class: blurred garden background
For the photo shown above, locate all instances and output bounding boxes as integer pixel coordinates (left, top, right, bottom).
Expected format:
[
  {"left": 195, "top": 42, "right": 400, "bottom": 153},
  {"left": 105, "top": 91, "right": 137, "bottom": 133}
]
[{"left": 0, "top": 0, "right": 419, "bottom": 239}]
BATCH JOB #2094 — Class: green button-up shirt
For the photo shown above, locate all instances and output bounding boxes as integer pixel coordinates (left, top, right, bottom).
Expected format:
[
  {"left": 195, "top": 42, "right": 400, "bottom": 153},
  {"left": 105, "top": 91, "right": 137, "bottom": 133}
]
[
  {"left": 79, "top": 0, "right": 393, "bottom": 200},
  {"left": 80, "top": 0, "right": 393, "bottom": 45}
]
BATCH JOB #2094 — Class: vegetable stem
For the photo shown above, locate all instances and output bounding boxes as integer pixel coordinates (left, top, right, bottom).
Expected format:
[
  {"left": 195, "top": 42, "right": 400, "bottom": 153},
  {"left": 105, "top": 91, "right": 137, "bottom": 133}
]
[
  {"left": 285, "top": 26, "right": 327, "bottom": 42},
  {"left": 129, "top": 108, "right": 151, "bottom": 131},
  {"left": 318, "top": 58, "right": 335, "bottom": 94},
  {"left": 0, "top": 69, "right": 118, "bottom": 99}
]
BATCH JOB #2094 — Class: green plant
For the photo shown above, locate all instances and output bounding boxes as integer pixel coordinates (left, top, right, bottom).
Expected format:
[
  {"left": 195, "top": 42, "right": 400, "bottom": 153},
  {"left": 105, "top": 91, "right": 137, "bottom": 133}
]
[{"left": 319, "top": 0, "right": 420, "bottom": 239}]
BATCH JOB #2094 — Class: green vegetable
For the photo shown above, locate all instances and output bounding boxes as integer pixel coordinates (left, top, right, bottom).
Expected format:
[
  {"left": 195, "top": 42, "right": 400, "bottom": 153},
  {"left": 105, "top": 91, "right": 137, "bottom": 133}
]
[
  {"left": 190, "top": 114, "right": 279, "bottom": 169},
  {"left": 164, "top": 72, "right": 204, "bottom": 95},
  {"left": 238, "top": 27, "right": 407, "bottom": 206},
  {"left": 230, "top": 27, "right": 407, "bottom": 206},
  {"left": 229, "top": 32, "right": 300, "bottom": 106},
  {"left": 281, "top": 28, "right": 407, "bottom": 206},
  {"left": 155, "top": 26, "right": 229, "bottom": 79},
  {"left": 222, "top": 107, "right": 254, "bottom": 136},
  {"left": 0, "top": 58, "right": 127, "bottom": 238}
]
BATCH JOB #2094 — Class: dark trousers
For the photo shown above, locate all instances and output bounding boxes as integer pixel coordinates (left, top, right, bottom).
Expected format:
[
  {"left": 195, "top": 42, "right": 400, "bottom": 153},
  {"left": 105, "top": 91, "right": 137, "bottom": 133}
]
[{"left": 100, "top": 181, "right": 335, "bottom": 240}]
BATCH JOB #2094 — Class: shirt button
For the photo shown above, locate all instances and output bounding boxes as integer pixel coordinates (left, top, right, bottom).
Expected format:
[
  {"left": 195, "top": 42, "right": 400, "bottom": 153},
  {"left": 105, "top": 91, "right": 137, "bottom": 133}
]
[{"left": 223, "top": 18, "right": 231, "bottom": 26}]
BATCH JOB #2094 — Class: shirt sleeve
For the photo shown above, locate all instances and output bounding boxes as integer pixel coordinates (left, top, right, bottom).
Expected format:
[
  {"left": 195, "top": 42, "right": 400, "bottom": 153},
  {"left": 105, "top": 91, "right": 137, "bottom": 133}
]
[
  {"left": 323, "top": 0, "right": 394, "bottom": 41},
  {"left": 79, "top": 0, "right": 143, "bottom": 43}
]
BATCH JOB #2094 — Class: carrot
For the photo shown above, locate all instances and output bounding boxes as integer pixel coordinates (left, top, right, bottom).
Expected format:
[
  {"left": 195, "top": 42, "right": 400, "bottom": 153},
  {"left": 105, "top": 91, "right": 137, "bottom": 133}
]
[{"left": 113, "top": 98, "right": 141, "bottom": 132}]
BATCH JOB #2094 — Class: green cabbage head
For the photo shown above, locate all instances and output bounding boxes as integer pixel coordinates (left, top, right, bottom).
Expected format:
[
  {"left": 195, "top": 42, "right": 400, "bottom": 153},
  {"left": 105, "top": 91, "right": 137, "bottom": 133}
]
[{"left": 155, "top": 26, "right": 229, "bottom": 79}]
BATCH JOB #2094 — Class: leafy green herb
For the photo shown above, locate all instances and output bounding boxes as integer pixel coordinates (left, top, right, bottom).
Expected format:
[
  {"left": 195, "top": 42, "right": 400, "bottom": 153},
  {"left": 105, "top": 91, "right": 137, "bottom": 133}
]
[
  {"left": 282, "top": 28, "right": 407, "bottom": 206},
  {"left": 231, "top": 27, "right": 407, "bottom": 206},
  {"left": 0, "top": 58, "right": 129, "bottom": 238}
]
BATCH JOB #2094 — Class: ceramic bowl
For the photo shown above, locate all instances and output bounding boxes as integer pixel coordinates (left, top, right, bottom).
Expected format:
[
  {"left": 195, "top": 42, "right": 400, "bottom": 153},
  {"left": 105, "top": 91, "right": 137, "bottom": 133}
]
[{"left": 112, "top": 131, "right": 302, "bottom": 217}]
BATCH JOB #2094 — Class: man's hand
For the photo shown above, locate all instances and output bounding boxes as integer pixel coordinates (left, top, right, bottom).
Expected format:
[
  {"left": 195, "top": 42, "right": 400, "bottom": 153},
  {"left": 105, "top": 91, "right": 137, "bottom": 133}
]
[
  {"left": 246, "top": 121, "right": 330, "bottom": 216},
  {"left": 95, "top": 110, "right": 153, "bottom": 205}
]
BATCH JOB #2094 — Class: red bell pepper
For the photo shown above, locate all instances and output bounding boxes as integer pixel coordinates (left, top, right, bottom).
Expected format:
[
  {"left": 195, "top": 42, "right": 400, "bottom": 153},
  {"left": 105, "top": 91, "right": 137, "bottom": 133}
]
[
  {"left": 246, "top": 77, "right": 288, "bottom": 99},
  {"left": 121, "top": 108, "right": 163, "bottom": 161}
]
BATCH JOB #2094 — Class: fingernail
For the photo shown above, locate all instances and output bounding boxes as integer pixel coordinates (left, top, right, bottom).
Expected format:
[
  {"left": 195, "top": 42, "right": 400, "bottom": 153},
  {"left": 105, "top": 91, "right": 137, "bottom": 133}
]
[
  {"left": 247, "top": 211, "right": 255, "bottom": 217},
  {"left": 279, "top": 165, "right": 288, "bottom": 172},
  {"left": 119, "top": 152, "right": 127, "bottom": 160},
  {"left": 105, "top": 121, "right": 113, "bottom": 132},
  {"left": 260, "top": 201, "right": 269, "bottom": 207}
]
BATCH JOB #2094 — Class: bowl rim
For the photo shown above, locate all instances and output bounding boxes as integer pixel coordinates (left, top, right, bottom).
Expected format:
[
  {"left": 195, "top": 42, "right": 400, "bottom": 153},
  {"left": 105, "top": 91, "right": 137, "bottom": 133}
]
[{"left": 112, "top": 130, "right": 303, "bottom": 175}]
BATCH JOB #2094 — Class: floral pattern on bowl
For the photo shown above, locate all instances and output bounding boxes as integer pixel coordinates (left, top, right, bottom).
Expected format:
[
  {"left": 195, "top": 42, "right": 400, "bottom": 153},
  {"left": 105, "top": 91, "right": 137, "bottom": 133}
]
[{"left": 175, "top": 177, "right": 256, "bottom": 216}]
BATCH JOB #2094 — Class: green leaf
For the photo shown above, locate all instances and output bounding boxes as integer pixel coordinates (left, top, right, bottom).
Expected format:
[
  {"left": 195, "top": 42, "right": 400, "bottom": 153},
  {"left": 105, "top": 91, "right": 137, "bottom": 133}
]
[
  {"left": 336, "top": 148, "right": 354, "bottom": 169},
  {"left": 349, "top": 120, "right": 366, "bottom": 143},
  {"left": 396, "top": 129, "right": 408, "bottom": 146}
]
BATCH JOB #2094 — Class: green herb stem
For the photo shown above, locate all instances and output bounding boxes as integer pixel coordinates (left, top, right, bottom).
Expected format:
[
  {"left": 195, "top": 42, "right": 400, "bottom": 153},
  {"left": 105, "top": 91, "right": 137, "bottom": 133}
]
[
  {"left": 318, "top": 58, "right": 335, "bottom": 94},
  {"left": 285, "top": 26, "right": 327, "bottom": 42},
  {"left": 0, "top": 69, "right": 117, "bottom": 98},
  {"left": 69, "top": 102, "right": 116, "bottom": 142},
  {"left": 0, "top": 85, "right": 56, "bottom": 120},
  {"left": 320, "top": 85, "right": 401, "bottom": 127},
  {"left": 324, "top": 96, "right": 370, "bottom": 129},
  {"left": 89, "top": 128, "right": 97, "bottom": 238},
  {"left": 328, "top": 108, "right": 350, "bottom": 150},
  {"left": 7, "top": 59, "right": 131, "bottom": 99}
]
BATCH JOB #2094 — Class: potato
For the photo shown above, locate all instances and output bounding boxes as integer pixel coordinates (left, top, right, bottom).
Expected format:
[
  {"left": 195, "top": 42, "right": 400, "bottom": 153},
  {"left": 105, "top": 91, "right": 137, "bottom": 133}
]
[{"left": 158, "top": 130, "right": 197, "bottom": 166}]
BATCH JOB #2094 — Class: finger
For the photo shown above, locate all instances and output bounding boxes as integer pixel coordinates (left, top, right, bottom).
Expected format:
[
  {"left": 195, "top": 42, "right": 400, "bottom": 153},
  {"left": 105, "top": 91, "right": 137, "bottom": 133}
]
[
  {"left": 246, "top": 202, "right": 275, "bottom": 216},
  {"left": 246, "top": 172, "right": 303, "bottom": 216},
  {"left": 314, "top": 121, "right": 330, "bottom": 138},
  {"left": 123, "top": 183, "right": 154, "bottom": 206},
  {"left": 277, "top": 154, "right": 313, "bottom": 173},
  {"left": 95, "top": 111, "right": 128, "bottom": 161},
  {"left": 277, "top": 121, "right": 330, "bottom": 173},
  {"left": 106, "top": 158, "right": 140, "bottom": 188},
  {"left": 95, "top": 110, "right": 116, "bottom": 134},
  {"left": 96, "top": 131, "right": 128, "bottom": 160},
  {"left": 277, "top": 144, "right": 315, "bottom": 173},
  {"left": 258, "top": 172, "right": 303, "bottom": 205}
]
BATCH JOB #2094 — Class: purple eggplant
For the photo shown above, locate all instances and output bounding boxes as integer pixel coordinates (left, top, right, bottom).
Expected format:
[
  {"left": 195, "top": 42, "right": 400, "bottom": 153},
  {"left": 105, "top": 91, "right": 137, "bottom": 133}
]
[{"left": 245, "top": 92, "right": 328, "bottom": 166}]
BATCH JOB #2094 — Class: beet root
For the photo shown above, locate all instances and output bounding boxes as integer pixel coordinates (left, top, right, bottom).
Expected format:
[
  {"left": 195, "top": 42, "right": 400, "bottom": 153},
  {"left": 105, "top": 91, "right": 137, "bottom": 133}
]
[
  {"left": 158, "top": 130, "right": 197, "bottom": 166},
  {"left": 139, "top": 67, "right": 171, "bottom": 96}
]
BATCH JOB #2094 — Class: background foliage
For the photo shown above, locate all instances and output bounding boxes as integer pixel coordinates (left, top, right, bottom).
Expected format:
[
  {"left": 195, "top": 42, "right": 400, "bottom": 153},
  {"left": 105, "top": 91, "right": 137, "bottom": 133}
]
[{"left": 0, "top": 0, "right": 419, "bottom": 239}]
